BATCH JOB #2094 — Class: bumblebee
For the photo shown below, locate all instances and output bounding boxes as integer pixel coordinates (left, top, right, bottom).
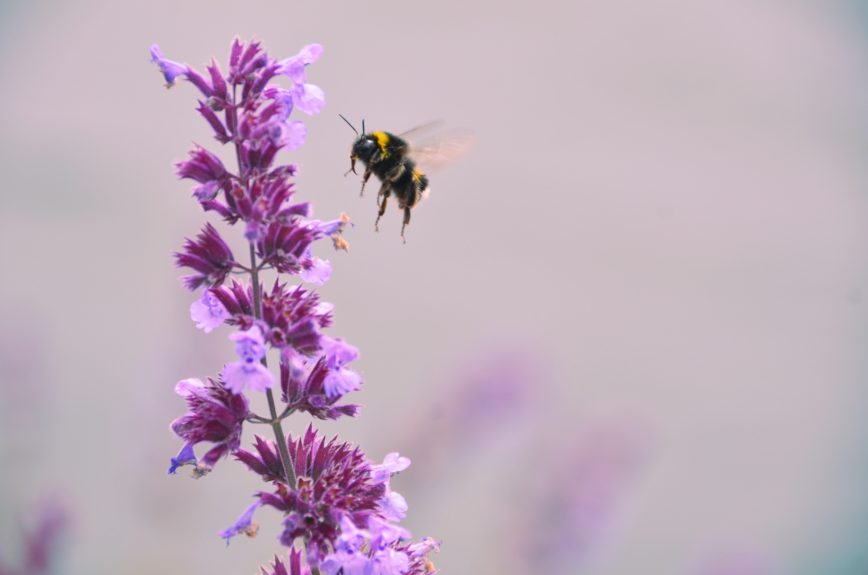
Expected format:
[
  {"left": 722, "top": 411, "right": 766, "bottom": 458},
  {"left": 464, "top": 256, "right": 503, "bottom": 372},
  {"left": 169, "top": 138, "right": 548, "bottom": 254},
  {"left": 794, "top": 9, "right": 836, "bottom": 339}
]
[{"left": 340, "top": 115, "right": 471, "bottom": 242}]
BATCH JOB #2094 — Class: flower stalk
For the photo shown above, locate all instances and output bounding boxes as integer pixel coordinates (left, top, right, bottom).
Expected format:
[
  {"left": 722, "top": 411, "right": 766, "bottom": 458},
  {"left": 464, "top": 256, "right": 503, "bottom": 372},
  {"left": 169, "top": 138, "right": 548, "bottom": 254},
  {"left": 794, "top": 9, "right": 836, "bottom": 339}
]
[{"left": 153, "top": 38, "right": 439, "bottom": 575}]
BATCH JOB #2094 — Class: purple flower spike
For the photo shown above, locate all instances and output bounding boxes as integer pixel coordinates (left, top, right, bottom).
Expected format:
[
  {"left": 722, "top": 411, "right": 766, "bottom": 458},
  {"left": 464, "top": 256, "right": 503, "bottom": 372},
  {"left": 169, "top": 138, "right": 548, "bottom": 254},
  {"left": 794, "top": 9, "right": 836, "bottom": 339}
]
[
  {"left": 153, "top": 38, "right": 439, "bottom": 575},
  {"left": 220, "top": 500, "right": 262, "bottom": 542},
  {"left": 190, "top": 289, "right": 230, "bottom": 333},
  {"left": 222, "top": 326, "right": 275, "bottom": 394}
]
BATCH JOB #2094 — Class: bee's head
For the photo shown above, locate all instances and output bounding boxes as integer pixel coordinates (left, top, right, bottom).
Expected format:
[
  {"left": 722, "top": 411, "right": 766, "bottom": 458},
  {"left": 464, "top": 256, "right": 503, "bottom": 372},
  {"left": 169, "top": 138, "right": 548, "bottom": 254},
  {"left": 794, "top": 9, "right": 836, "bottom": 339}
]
[{"left": 351, "top": 135, "right": 377, "bottom": 164}]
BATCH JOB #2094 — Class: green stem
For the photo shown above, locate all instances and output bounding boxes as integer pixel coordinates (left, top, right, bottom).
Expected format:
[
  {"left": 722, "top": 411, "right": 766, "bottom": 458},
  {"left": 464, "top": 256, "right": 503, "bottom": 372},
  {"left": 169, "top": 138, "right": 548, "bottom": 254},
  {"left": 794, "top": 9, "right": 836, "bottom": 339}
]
[{"left": 249, "top": 243, "right": 297, "bottom": 490}]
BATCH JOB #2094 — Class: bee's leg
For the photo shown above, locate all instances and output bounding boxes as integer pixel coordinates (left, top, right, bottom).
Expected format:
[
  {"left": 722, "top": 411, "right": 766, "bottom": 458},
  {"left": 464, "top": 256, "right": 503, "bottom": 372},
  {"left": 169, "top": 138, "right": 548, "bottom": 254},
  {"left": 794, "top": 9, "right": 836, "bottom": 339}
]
[
  {"left": 376, "top": 186, "right": 391, "bottom": 232},
  {"left": 401, "top": 207, "right": 411, "bottom": 244},
  {"left": 360, "top": 167, "right": 372, "bottom": 197}
]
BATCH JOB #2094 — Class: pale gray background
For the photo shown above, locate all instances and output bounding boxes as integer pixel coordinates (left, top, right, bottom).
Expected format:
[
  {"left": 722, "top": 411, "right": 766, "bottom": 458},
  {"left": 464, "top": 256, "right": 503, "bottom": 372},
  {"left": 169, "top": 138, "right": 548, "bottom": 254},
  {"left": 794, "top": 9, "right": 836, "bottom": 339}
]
[{"left": 2, "top": 0, "right": 868, "bottom": 573}]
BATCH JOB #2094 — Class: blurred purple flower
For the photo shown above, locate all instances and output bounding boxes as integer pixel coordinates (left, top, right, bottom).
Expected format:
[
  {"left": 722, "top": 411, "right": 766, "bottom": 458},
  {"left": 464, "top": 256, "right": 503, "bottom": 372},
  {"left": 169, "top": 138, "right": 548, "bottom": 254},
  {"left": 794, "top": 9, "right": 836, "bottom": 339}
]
[
  {"left": 517, "top": 422, "right": 649, "bottom": 571},
  {"left": 4, "top": 501, "right": 68, "bottom": 575}
]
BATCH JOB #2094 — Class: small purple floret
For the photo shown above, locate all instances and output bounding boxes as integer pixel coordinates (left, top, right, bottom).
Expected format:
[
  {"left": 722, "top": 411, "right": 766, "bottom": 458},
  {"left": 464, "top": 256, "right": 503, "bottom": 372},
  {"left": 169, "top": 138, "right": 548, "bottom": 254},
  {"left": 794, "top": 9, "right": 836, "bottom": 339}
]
[
  {"left": 150, "top": 44, "right": 188, "bottom": 87},
  {"left": 190, "top": 289, "right": 230, "bottom": 333},
  {"left": 222, "top": 326, "right": 275, "bottom": 394},
  {"left": 220, "top": 500, "right": 262, "bottom": 542}
]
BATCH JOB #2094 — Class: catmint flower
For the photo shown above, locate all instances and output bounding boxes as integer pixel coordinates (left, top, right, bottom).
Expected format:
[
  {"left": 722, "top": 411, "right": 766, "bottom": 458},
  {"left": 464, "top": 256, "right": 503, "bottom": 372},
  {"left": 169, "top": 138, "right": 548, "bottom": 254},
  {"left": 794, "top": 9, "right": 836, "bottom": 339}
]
[
  {"left": 154, "top": 37, "right": 439, "bottom": 575},
  {"left": 275, "top": 44, "right": 326, "bottom": 115},
  {"left": 175, "top": 146, "right": 227, "bottom": 187},
  {"left": 260, "top": 282, "right": 332, "bottom": 353},
  {"left": 380, "top": 490, "right": 408, "bottom": 522},
  {"left": 149, "top": 44, "right": 212, "bottom": 96},
  {"left": 371, "top": 453, "right": 411, "bottom": 484},
  {"left": 222, "top": 326, "right": 275, "bottom": 394},
  {"left": 174, "top": 223, "right": 236, "bottom": 291},
  {"left": 168, "top": 442, "right": 198, "bottom": 475},
  {"left": 219, "top": 500, "right": 262, "bottom": 541},
  {"left": 234, "top": 427, "right": 386, "bottom": 565},
  {"left": 371, "top": 453, "right": 411, "bottom": 521},
  {"left": 169, "top": 377, "right": 248, "bottom": 474},
  {"left": 280, "top": 355, "right": 360, "bottom": 420},
  {"left": 190, "top": 289, "right": 230, "bottom": 332},
  {"left": 320, "top": 336, "right": 362, "bottom": 398},
  {"left": 298, "top": 251, "right": 331, "bottom": 286}
]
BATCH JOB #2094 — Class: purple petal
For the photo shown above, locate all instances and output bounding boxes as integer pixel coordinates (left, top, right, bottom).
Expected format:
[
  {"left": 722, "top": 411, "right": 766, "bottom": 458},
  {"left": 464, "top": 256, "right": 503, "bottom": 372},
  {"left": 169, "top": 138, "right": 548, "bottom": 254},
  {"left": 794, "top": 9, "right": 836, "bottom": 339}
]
[
  {"left": 190, "top": 290, "right": 230, "bottom": 333},
  {"left": 380, "top": 490, "right": 408, "bottom": 521},
  {"left": 292, "top": 84, "right": 326, "bottom": 116},
  {"left": 168, "top": 442, "right": 197, "bottom": 474},
  {"left": 299, "top": 257, "right": 331, "bottom": 286},
  {"left": 323, "top": 368, "right": 361, "bottom": 399},
  {"left": 220, "top": 500, "right": 262, "bottom": 541},
  {"left": 149, "top": 44, "right": 188, "bottom": 87},
  {"left": 279, "top": 120, "right": 307, "bottom": 151},
  {"left": 222, "top": 361, "right": 275, "bottom": 394}
]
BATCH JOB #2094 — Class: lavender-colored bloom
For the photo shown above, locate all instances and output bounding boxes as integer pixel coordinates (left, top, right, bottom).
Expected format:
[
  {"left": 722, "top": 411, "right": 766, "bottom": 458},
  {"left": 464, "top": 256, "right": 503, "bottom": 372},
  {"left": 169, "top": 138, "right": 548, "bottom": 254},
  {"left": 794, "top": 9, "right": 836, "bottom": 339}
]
[
  {"left": 176, "top": 145, "right": 227, "bottom": 184},
  {"left": 150, "top": 44, "right": 189, "bottom": 87},
  {"left": 220, "top": 500, "right": 262, "bottom": 541},
  {"left": 222, "top": 326, "right": 275, "bottom": 394},
  {"left": 379, "top": 490, "right": 408, "bottom": 522},
  {"left": 169, "top": 377, "right": 248, "bottom": 474},
  {"left": 260, "top": 282, "right": 332, "bottom": 353},
  {"left": 320, "top": 336, "right": 362, "bottom": 398},
  {"left": 190, "top": 289, "right": 230, "bottom": 333},
  {"left": 280, "top": 355, "right": 360, "bottom": 420},
  {"left": 298, "top": 253, "right": 331, "bottom": 286},
  {"left": 235, "top": 427, "right": 386, "bottom": 565},
  {"left": 174, "top": 223, "right": 235, "bottom": 291},
  {"left": 168, "top": 442, "right": 198, "bottom": 474},
  {"left": 149, "top": 44, "right": 212, "bottom": 96},
  {"left": 291, "top": 83, "right": 326, "bottom": 116},
  {"left": 276, "top": 44, "right": 324, "bottom": 83},
  {"left": 371, "top": 453, "right": 411, "bottom": 484}
]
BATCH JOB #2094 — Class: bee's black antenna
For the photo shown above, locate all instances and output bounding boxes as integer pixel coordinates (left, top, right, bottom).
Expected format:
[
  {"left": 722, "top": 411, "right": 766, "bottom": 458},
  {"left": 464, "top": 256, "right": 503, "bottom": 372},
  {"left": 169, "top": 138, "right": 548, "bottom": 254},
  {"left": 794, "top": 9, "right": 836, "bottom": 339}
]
[
  {"left": 338, "top": 114, "right": 359, "bottom": 136},
  {"left": 361, "top": 119, "right": 366, "bottom": 135}
]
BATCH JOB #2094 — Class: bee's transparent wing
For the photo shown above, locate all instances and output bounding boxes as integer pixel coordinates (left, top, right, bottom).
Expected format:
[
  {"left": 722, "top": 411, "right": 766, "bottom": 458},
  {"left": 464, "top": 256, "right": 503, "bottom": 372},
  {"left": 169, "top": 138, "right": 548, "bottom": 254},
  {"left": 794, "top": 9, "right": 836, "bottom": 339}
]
[
  {"left": 398, "top": 121, "right": 445, "bottom": 142},
  {"left": 406, "top": 129, "right": 474, "bottom": 174}
]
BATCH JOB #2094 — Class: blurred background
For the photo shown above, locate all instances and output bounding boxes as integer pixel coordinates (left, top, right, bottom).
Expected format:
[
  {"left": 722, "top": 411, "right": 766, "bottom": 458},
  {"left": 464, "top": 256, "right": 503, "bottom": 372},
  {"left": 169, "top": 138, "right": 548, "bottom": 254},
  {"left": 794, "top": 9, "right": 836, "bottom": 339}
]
[{"left": 2, "top": 0, "right": 868, "bottom": 573}]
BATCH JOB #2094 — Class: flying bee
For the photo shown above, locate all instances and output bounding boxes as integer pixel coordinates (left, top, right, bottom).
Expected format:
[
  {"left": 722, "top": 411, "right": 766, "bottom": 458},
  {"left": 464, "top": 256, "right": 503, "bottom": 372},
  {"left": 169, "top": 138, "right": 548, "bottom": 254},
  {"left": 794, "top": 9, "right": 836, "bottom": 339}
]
[{"left": 339, "top": 115, "right": 472, "bottom": 242}]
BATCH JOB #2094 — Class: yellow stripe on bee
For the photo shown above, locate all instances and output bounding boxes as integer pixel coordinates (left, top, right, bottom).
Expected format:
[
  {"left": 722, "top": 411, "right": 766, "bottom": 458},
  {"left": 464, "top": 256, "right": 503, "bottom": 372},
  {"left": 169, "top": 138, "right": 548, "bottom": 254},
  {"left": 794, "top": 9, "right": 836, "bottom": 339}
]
[
  {"left": 372, "top": 131, "right": 390, "bottom": 158},
  {"left": 412, "top": 168, "right": 424, "bottom": 182}
]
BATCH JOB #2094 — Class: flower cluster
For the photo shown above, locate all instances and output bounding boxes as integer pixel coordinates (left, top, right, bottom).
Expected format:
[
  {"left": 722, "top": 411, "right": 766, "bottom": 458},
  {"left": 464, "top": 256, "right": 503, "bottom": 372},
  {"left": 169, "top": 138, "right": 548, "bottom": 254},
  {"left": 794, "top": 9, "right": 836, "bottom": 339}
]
[{"left": 153, "top": 38, "right": 439, "bottom": 575}]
